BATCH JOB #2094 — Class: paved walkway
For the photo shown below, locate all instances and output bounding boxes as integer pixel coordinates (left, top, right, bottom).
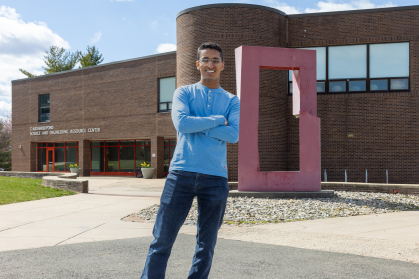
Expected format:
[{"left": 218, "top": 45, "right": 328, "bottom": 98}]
[{"left": 0, "top": 176, "right": 418, "bottom": 278}]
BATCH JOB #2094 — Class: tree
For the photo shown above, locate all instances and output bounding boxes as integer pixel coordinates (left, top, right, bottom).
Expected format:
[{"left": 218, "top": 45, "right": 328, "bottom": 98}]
[
  {"left": 0, "top": 115, "right": 12, "bottom": 171},
  {"left": 43, "top": 46, "right": 79, "bottom": 74},
  {"left": 79, "top": 45, "right": 104, "bottom": 68},
  {"left": 18, "top": 69, "right": 36, "bottom": 78},
  {"left": 19, "top": 46, "right": 79, "bottom": 77},
  {"left": 19, "top": 45, "right": 104, "bottom": 78}
]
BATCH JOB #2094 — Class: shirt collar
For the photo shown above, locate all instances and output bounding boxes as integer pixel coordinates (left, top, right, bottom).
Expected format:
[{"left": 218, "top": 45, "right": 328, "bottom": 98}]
[{"left": 196, "top": 82, "right": 222, "bottom": 92}]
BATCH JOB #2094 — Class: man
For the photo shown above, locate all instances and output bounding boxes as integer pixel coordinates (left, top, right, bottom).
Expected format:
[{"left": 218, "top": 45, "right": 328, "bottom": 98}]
[{"left": 141, "top": 42, "right": 240, "bottom": 279}]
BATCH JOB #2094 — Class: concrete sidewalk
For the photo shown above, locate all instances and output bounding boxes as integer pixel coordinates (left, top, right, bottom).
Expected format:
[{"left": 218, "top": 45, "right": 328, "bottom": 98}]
[
  {"left": 0, "top": 176, "right": 418, "bottom": 265},
  {"left": 86, "top": 176, "right": 165, "bottom": 196}
]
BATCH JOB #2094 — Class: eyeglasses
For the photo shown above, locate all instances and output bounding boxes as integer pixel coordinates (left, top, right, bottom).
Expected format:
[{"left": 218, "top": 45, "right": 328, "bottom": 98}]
[{"left": 199, "top": 58, "right": 222, "bottom": 66}]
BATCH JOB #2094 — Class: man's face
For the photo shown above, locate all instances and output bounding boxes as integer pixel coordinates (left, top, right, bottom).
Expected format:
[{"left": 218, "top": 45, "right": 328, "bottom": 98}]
[{"left": 196, "top": 48, "right": 224, "bottom": 82}]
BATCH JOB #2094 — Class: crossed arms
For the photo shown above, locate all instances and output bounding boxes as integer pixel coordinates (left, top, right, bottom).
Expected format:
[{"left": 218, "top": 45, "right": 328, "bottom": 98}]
[{"left": 171, "top": 89, "right": 240, "bottom": 143}]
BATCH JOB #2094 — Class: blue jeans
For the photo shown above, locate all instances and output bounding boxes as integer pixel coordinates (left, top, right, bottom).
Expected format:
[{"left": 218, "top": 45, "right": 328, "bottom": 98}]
[{"left": 140, "top": 170, "right": 229, "bottom": 279}]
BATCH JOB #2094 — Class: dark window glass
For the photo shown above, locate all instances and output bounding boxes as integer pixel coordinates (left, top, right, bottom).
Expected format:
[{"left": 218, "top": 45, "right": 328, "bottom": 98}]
[
  {"left": 54, "top": 148, "right": 65, "bottom": 171},
  {"left": 164, "top": 139, "right": 176, "bottom": 175},
  {"left": 55, "top": 142, "right": 64, "bottom": 147},
  {"left": 136, "top": 146, "right": 151, "bottom": 167},
  {"left": 390, "top": 79, "right": 409, "bottom": 90},
  {"left": 159, "top": 77, "right": 176, "bottom": 112},
  {"left": 136, "top": 140, "right": 151, "bottom": 146},
  {"left": 39, "top": 94, "right": 50, "bottom": 122},
  {"left": 92, "top": 141, "right": 104, "bottom": 146},
  {"left": 120, "top": 147, "right": 134, "bottom": 171},
  {"left": 47, "top": 150, "right": 53, "bottom": 172},
  {"left": 47, "top": 142, "right": 54, "bottom": 147},
  {"left": 66, "top": 142, "right": 77, "bottom": 147},
  {"left": 317, "top": 82, "right": 326, "bottom": 93},
  {"left": 164, "top": 144, "right": 169, "bottom": 170},
  {"left": 38, "top": 149, "right": 46, "bottom": 171},
  {"left": 91, "top": 147, "right": 104, "bottom": 172},
  {"left": 370, "top": 80, "right": 388, "bottom": 91},
  {"left": 66, "top": 148, "right": 78, "bottom": 171},
  {"left": 329, "top": 81, "right": 346, "bottom": 92},
  {"left": 349, "top": 81, "right": 366, "bottom": 92},
  {"left": 38, "top": 143, "right": 46, "bottom": 148},
  {"left": 105, "top": 141, "right": 119, "bottom": 146},
  {"left": 105, "top": 147, "right": 118, "bottom": 172},
  {"left": 121, "top": 140, "right": 134, "bottom": 146}
]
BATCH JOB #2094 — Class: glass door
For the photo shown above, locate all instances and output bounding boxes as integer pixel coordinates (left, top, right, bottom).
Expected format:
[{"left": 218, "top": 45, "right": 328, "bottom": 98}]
[{"left": 47, "top": 148, "right": 54, "bottom": 172}]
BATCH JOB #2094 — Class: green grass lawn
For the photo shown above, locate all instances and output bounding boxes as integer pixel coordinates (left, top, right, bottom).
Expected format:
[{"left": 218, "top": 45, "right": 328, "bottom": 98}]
[{"left": 0, "top": 177, "right": 76, "bottom": 205}]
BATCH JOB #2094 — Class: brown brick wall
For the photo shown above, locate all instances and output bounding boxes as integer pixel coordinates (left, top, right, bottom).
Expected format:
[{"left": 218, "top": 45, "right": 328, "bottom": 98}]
[
  {"left": 176, "top": 5, "right": 419, "bottom": 183},
  {"left": 12, "top": 53, "right": 177, "bottom": 176},
  {"left": 79, "top": 140, "right": 90, "bottom": 177},
  {"left": 288, "top": 8, "right": 419, "bottom": 183},
  {"left": 258, "top": 69, "right": 289, "bottom": 171},
  {"left": 177, "top": 6, "right": 287, "bottom": 180},
  {"left": 151, "top": 136, "right": 164, "bottom": 178},
  {"left": 12, "top": 4, "right": 419, "bottom": 184}
]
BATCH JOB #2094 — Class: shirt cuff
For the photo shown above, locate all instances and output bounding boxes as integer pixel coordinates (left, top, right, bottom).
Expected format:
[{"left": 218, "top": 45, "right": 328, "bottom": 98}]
[{"left": 213, "top": 115, "right": 226, "bottom": 126}]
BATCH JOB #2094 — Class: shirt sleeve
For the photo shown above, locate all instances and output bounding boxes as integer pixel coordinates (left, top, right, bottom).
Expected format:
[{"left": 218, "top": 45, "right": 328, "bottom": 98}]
[
  {"left": 202, "top": 96, "right": 240, "bottom": 143},
  {"left": 171, "top": 87, "right": 226, "bottom": 134}
]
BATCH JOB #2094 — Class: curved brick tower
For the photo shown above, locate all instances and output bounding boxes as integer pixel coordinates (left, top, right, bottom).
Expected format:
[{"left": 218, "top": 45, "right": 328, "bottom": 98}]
[
  {"left": 176, "top": 4, "right": 289, "bottom": 180},
  {"left": 176, "top": 4, "right": 287, "bottom": 91}
]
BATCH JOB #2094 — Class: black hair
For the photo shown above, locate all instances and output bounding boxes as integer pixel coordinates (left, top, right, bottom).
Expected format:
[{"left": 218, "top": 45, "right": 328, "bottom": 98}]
[{"left": 197, "top": 42, "right": 223, "bottom": 61}]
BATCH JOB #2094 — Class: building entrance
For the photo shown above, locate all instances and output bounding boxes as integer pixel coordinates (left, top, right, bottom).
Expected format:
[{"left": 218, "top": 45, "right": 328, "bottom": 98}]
[
  {"left": 47, "top": 148, "right": 54, "bottom": 172},
  {"left": 37, "top": 142, "right": 78, "bottom": 172}
]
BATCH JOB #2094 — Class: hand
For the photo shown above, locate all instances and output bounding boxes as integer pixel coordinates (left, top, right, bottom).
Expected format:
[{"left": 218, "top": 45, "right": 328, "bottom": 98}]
[{"left": 225, "top": 118, "right": 229, "bottom": 126}]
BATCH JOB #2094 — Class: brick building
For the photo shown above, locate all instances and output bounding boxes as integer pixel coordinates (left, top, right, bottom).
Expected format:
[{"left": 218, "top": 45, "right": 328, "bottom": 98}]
[{"left": 11, "top": 4, "right": 419, "bottom": 183}]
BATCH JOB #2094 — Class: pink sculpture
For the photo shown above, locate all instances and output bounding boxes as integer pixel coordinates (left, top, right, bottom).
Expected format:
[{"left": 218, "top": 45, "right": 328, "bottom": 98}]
[{"left": 235, "top": 46, "right": 321, "bottom": 192}]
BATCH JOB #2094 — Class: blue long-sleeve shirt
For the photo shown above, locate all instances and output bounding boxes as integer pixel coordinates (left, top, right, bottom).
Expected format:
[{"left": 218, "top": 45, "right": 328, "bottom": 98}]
[{"left": 169, "top": 82, "right": 240, "bottom": 178}]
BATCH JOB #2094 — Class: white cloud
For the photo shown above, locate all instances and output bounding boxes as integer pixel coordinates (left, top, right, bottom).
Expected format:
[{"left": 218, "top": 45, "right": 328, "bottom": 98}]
[
  {"left": 266, "top": 0, "right": 301, "bottom": 14},
  {"left": 0, "top": 100, "right": 11, "bottom": 118},
  {"left": 156, "top": 43, "right": 176, "bottom": 53},
  {"left": 305, "top": 0, "right": 396, "bottom": 13},
  {"left": 0, "top": 6, "right": 69, "bottom": 56},
  {"left": 0, "top": 6, "right": 69, "bottom": 111},
  {"left": 90, "top": 31, "right": 102, "bottom": 44}
]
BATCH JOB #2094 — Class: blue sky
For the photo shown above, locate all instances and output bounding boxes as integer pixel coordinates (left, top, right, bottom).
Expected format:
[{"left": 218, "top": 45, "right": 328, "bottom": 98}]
[{"left": 0, "top": 0, "right": 417, "bottom": 117}]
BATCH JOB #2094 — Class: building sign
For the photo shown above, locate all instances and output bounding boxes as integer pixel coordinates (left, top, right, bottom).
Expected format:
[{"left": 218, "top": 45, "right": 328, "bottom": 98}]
[{"left": 30, "top": 126, "right": 101, "bottom": 136}]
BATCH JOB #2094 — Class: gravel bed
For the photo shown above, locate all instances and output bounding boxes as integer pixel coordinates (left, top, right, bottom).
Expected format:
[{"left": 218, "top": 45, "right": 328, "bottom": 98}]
[{"left": 131, "top": 191, "right": 419, "bottom": 226}]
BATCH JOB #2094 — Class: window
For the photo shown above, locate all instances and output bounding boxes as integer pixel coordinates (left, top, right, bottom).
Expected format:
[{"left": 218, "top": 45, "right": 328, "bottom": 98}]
[
  {"left": 164, "top": 139, "right": 177, "bottom": 176},
  {"left": 289, "top": 47, "right": 326, "bottom": 93},
  {"left": 90, "top": 140, "right": 151, "bottom": 173},
  {"left": 37, "top": 142, "right": 78, "bottom": 172},
  {"left": 159, "top": 76, "right": 176, "bottom": 112},
  {"left": 39, "top": 94, "right": 50, "bottom": 122},
  {"left": 289, "top": 42, "right": 410, "bottom": 94}
]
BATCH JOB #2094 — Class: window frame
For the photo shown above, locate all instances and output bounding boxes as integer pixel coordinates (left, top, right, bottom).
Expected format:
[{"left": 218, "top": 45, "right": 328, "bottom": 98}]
[
  {"left": 89, "top": 139, "right": 151, "bottom": 175},
  {"left": 288, "top": 41, "right": 410, "bottom": 95},
  {"left": 38, "top": 94, "right": 50, "bottom": 123},
  {"left": 158, "top": 76, "right": 176, "bottom": 113},
  {"left": 37, "top": 141, "right": 78, "bottom": 172}
]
